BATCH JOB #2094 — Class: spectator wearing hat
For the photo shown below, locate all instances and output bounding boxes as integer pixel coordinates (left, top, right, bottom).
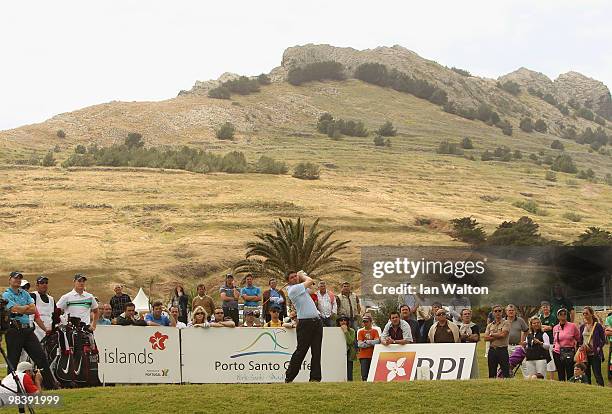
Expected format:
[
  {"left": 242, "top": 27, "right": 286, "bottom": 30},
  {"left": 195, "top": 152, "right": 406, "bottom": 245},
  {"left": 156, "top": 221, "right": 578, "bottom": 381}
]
[
  {"left": 381, "top": 311, "right": 413, "bottom": 345},
  {"left": 1, "top": 361, "right": 42, "bottom": 395},
  {"left": 56, "top": 274, "right": 99, "bottom": 330},
  {"left": 109, "top": 284, "right": 131, "bottom": 319},
  {"left": 357, "top": 315, "right": 380, "bottom": 381},
  {"left": 263, "top": 278, "right": 287, "bottom": 323},
  {"left": 3, "top": 271, "right": 56, "bottom": 390},
  {"left": 31, "top": 276, "right": 56, "bottom": 341},
  {"left": 191, "top": 284, "right": 215, "bottom": 321},
  {"left": 263, "top": 306, "right": 283, "bottom": 327},
  {"left": 337, "top": 315, "right": 357, "bottom": 381},
  {"left": 220, "top": 274, "right": 240, "bottom": 326},
  {"left": 242, "top": 310, "right": 261, "bottom": 327},
  {"left": 552, "top": 308, "right": 580, "bottom": 381},
  {"left": 428, "top": 308, "right": 460, "bottom": 343}
]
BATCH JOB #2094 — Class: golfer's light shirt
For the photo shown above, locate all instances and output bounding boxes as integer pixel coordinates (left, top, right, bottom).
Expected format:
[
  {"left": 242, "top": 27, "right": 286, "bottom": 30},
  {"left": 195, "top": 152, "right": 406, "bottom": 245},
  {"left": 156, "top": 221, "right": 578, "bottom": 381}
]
[
  {"left": 57, "top": 289, "right": 98, "bottom": 325},
  {"left": 287, "top": 283, "right": 319, "bottom": 319}
]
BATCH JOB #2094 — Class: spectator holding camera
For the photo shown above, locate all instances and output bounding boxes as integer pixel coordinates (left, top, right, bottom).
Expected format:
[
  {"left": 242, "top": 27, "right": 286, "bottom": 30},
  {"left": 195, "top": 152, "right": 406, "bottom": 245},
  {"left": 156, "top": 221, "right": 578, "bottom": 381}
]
[{"left": 1, "top": 361, "right": 42, "bottom": 395}]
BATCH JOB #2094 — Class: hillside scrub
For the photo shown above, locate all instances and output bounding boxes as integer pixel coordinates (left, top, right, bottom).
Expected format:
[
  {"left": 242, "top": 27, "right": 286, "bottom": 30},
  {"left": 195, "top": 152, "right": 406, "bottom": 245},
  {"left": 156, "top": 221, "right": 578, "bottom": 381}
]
[
  {"left": 292, "top": 162, "right": 320, "bottom": 180},
  {"left": 288, "top": 61, "right": 345, "bottom": 85},
  {"left": 316, "top": 113, "right": 369, "bottom": 137}
]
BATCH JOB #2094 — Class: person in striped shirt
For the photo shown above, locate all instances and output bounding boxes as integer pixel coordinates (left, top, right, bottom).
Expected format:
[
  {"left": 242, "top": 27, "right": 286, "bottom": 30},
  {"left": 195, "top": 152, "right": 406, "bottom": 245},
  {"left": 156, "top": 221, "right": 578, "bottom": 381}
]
[{"left": 56, "top": 273, "right": 99, "bottom": 331}]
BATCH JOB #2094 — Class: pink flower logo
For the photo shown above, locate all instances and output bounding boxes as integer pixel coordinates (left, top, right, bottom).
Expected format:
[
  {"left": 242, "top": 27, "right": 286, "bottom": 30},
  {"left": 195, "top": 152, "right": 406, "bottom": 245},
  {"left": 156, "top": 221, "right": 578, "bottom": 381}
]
[{"left": 149, "top": 331, "right": 169, "bottom": 350}]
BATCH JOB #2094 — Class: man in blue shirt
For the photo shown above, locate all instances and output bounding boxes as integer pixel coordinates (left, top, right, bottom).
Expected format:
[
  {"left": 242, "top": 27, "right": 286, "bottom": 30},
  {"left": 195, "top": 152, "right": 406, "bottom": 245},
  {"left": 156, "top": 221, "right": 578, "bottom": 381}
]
[
  {"left": 3, "top": 271, "right": 56, "bottom": 389},
  {"left": 240, "top": 274, "right": 261, "bottom": 309},
  {"left": 144, "top": 301, "right": 176, "bottom": 327},
  {"left": 284, "top": 270, "right": 323, "bottom": 383}
]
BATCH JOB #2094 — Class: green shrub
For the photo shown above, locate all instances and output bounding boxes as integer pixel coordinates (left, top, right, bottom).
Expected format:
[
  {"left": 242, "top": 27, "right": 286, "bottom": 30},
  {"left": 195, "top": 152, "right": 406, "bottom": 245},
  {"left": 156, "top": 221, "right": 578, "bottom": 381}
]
[
  {"left": 576, "top": 168, "right": 595, "bottom": 180},
  {"left": 562, "top": 212, "right": 582, "bottom": 222},
  {"left": 496, "top": 119, "right": 513, "bottom": 136},
  {"left": 437, "top": 141, "right": 464, "bottom": 155},
  {"left": 513, "top": 150, "right": 522, "bottom": 160},
  {"left": 557, "top": 104, "right": 569, "bottom": 116},
  {"left": 573, "top": 227, "right": 612, "bottom": 246},
  {"left": 550, "top": 140, "right": 564, "bottom": 150},
  {"left": 457, "top": 107, "right": 477, "bottom": 120},
  {"left": 493, "top": 146, "right": 511, "bottom": 159},
  {"left": 594, "top": 115, "right": 606, "bottom": 126},
  {"left": 257, "top": 73, "right": 271, "bottom": 85},
  {"left": 216, "top": 122, "right": 235, "bottom": 140},
  {"left": 292, "top": 162, "right": 320, "bottom": 180},
  {"left": 373, "top": 135, "right": 385, "bottom": 146},
  {"left": 529, "top": 153, "right": 538, "bottom": 161},
  {"left": 534, "top": 119, "right": 548, "bottom": 133},
  {"left": 481, "top": 150, "right": 493, "bottom": 161},
  {"left": 443, "top": 101, "right": 457, "bottom": 114},
  {"left": 519, "top": 117, "right": 534, "bottom": 132},
  {"left": 528, "top": 87, "right": 543, "bottom": 98},
  {"left": 450, "top": 67, "right": 471, "bottom": 77},
  {"left": 605, "top": 173, "right": 612, "bottom": 186},
  {"left": 545, "top": 170, "right": 556, "bottom": 182},
  {"left": 208, "top": 86, "right": 231, "bottom": 99},
  {"left": 498, "top": 80, "right": 521, "bottom": 95},
  {"left": 42, "top": 151, "right": 56, "bottom": 167},
  {"left": 461, "top": 137, "right": 473, "bottom": 149},
  {"left": 543, "top": 155, "right": 554, "bottom": 165},
  {"left": 514, "top": 200, "right": 542, "bottom": 215},
  {"left": 354, "top": 63, "right": 389, "bottom": 85},
  {"left": 255, "top": 156, "right": 288, "bottom": 174},
  {"left": 576, "top": 107, "right": 594, "bottom": 121},
  {"left": 220, "top": 151, "right": 248, "bottom": 173},
  {"left": 377, "top": 121, "right": 397, "bottom": 137},
  {"left": 287, "top": 61, "right": 345, "bottom": 85},
  {"left": 487, "top": 216, "right": 543, "bottom": 246},
  {"left": 542, "top": 94, "right": 557, "bottom": 106},
  {"left": 562, "top": 126, "right": 577, "bottom": 140},
  {"left": 126, "top": 132, "right": 145, "bottom": 149},
  {"left": 551, "top": 154, "right": 577, "bottom": 173},
  {"left": 223, "top": 76, "right": 260, "bottom": 95},
  {"left": 56, "top": 129, "right": 66, "bottom": 139},
  {"left": 429, "top": 89, "right": 448, "bottom": 105},
  {"left": 317, "top": 113, "right": 334, "bottom": 134},
  {"left": 449, "top": 217, "right": 486, "bottom": 245},
  {"left": 476, "top": 103, "right": 493, "bottom": 122},
  {"left": 75, "top": 144, "right": 87, "bottom": 154}
]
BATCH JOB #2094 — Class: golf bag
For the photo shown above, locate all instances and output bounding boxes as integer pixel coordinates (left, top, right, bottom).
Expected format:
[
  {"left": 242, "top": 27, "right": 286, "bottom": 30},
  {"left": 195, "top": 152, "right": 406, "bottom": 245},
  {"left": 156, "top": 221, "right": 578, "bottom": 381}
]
[{"left": 50, "top": 320, "right": 101, "bottom": 388}]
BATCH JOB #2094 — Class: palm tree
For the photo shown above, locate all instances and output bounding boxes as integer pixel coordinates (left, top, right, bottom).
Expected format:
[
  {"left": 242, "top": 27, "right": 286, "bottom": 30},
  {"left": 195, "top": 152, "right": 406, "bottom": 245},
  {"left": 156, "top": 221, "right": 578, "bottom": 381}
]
[{"left": 233, "top": 218, "right": 358, "bottom": 279}]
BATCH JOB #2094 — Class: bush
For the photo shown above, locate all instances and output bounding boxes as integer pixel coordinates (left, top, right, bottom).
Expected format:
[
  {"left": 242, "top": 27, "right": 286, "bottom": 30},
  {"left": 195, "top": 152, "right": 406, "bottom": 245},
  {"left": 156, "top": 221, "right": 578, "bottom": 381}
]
[
  {"left": 493, "top": 146, "right": 511, "bottom": 159},
  {"left": 223, "top": 76, "right": 260, "bottom": 95},
  {"left": 550, "top": 140, "right": 564, "bottom": 150},
  {"left": 338, "top": 119, "right": 369, "bottom": 137},
  {"left": 551, "top": 154, "right": 577, "bottom": 173},
  {"left": 573, "top": 227, "right": 612, "bottom": 246},
  {"left": 563, "top": 212, "right": 582, "bottom": 222},
  {"left": 451, "top": 67, "right": 471, "bottom": 77},
  {"left": 461, "top": 137, "right": 474, "bottom": 149},
  {"left": 208, "top": 86, "right": 231, "bottom": 99},
  {"left": 75, "top": 144, "right": 87, "bottom": 154},
  {"left": 481, "top": 150, "right": 493, "bottom": 161},
  {"left": 606, "top": 173, "right": 612, "bottom": 186},
  {"left": 529, "top": 153, "right": 538, "bottom": 161},
  {"left": 377, "top": 121, "right": 397, "bottom": 137},
  {"left": 354, "top": 63, "right": 389, "bottom": 86},
  {"left": 519, "top": 117, "right": 534, "bottom": 132},
  {"left": 545, "top": 170, "right": 556, "bottom": 182},
  {"left": 255, "top": 156, "right": 288, "bottom": 174},
  {"left": 287, "top": 61, "right": 345, "bottom": 85},
  {"left": 457, "top": 107, "right": 477, "bottom": 120},
  {"left": 576, "top": 168, "right": 595, "bottom": 180},
  {"left": 316, "top": 113, "right": 334, "bottom": 134},
  {"left": 498, "top": 80, "right": 521, "bottom": 95},
  {"left": 594, "top": 115, "right": 606, "bottom": 126},
  {"left": 220, "top": 151, "right": 247, "bottom": 173},
  {"left": 449, "top": 217, "right": 486, "bottom": 245},
  {"left": 437, "top": 141, "right": 464, "bottom": 155},
  {"left": 216, "top": 122, "right": 235, "bottom": 140},
  {"left": 56, "top": 129, "right": 66, "bottom": 139},
  {"left": 443, "top": 101, "right": 457, "bottom": 114},
  {"left": 534, "top": 119, "right": 548, "bottom": 133},
  {"left": 373, "top": 135, "right": 385, "bottom": 146},
  {"left": 476, "top": 104, "right": 493, "bottom": 123},
  {"left": 292, "top": 162, "right": 320, "bottom": 180},
  {"left": 513, "top": 150, "right": 522, "bottom": 160},
  {"left": 490, "top": 111, "right": 500, "bottom": 125},
  {"left": 126, "top": 132, "right": 145, "bottom": 149},
  {"left": 257, "top": 73, "right": 271, "bottom": 85},
  {"left": 557, "top": 104, "right": 570, "bottom": 116},
  {"left": 576, "top": 107, "right": 594, "bottom": 121},
  {"left": 562, "top": 126, "right": 577, "bottom": 141},
  {"left": 496, "top": 119, "right": 513, "bottom": 136},
  {"left": 429, "top": 89, "right": 448, "bottom": 105},
  {"left": 53, "top": 144, "right": 61, "bottom": 153},
  {"left": 543, "top": 155, "right": 554, "bottom": 165},
  {"left": 487, "top": 216, "right": 543, "bottom": 246},
  {"left": 528, "top": 87, "right": 543, "bottom": 98},
  {"left": 542, "top": 93, "right": 557, "bottom": 106},
  {"left": 41, "top": 151, "right": 56, "bottom": 167},
  {"left": 317, "top": 114, "right": 368, "bottom": 137}
]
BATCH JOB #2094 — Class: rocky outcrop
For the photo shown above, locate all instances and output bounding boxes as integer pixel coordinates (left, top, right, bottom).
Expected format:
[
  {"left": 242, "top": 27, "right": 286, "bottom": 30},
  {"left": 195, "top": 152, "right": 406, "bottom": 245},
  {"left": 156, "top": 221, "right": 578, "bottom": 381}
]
[
  {"left": 498, "top": 67, "right": 556, "bottom": 96},
  {"left": 555, "top": 71, "right": 612, "bottom": 120},
  {"left": 178, "top": 72, "right": 242, "bottom": 96}
]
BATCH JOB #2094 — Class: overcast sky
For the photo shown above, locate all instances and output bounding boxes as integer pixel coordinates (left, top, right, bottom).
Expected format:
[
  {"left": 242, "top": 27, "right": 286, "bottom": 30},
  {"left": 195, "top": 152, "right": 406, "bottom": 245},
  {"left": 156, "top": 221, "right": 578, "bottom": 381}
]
[{"left": 1, "top": 0, "right": 610, "bottom": 131}]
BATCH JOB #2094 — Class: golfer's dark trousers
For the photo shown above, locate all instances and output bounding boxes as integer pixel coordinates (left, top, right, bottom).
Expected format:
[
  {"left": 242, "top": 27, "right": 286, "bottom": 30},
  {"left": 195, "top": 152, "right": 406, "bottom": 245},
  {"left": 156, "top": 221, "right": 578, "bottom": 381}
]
[
  {"left": 285, "top": 317, "right": 323, "bottom": 382},
  {"left": 487, "top": 345, "right": 510, "bottom": 378},
  {"left": 6, "top": 326, "right": 55, "bottom": 388}
]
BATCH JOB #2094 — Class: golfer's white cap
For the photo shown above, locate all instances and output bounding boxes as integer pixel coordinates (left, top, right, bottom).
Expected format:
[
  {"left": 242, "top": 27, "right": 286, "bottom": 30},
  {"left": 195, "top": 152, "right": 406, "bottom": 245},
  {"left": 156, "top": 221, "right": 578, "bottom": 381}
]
[{"left": 16, "top": 361, "right": 33, "bottom": 373}]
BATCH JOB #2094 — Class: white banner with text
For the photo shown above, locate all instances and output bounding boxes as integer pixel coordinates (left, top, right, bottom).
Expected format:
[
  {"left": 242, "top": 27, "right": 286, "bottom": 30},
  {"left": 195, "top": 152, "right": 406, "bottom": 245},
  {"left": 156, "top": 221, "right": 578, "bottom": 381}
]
[
  {"left": 95, "top": 326, "right": 181, "bottom": 383},
  {"left": 367, "top": 343, "right": 478, "bottom": 382},
  {"left": 181, "top": 327, "right": 347, "bottom": 383}
]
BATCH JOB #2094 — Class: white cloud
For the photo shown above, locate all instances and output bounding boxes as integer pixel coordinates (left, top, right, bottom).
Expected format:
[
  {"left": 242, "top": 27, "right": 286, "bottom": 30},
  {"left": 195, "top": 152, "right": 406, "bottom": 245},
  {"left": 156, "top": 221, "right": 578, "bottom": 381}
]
[{"left": 1, "top": 0, "right": 610, "bottom": 130}]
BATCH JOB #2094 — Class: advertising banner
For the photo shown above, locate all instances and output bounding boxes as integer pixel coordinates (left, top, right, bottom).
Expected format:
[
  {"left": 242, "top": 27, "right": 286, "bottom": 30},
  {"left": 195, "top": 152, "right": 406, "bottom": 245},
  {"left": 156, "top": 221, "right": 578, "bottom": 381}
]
[
  {"left": 181, "top": 327, "right": 347, "bottom": 383},
  {"left": 95, "top": 326, "right": 181, "bottom": 383},
  {"left": 367, "top": 343, "right": 478, "bottom": 382}
]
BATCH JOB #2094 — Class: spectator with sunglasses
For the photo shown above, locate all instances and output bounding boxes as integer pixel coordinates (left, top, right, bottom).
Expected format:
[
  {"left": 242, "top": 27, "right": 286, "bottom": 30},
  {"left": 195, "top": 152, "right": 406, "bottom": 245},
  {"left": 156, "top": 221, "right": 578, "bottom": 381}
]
[
  {"left": 552, "top": 308, "right": 580, "bottom": 381},
  {"left": 484, "top": 305, "right": 511, "bottom": 378},
  {"left": 427, "top": 308, "right": 459, "bottom": 343},
  {"left": 209, "top": 307, "right": 236, "bottom": 327},
  {"left": 30, "top": 276, "right": 57, "bottom": 341},
  {"left": 188, "top": 306, "right": 210, "bottom": 328}
]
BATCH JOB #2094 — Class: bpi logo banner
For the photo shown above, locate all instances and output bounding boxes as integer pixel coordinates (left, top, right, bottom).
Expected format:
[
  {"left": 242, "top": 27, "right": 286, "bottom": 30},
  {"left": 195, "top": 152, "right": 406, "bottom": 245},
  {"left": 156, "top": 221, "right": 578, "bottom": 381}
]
[
  {"left": 367, "top": 343, "right": 477, "bottom": 382},
  {"left": 95, "top": 326, "right": 181, "bottom": 383}
]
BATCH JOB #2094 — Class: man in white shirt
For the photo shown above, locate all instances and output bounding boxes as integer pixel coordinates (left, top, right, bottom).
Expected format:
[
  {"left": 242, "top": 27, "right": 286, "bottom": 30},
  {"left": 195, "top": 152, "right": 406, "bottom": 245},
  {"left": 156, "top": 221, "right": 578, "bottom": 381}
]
[
  {"left": 316, "top": 280, "right": 337, "bottom": 327},
  {"left": 170, "top": 306, "right": 187, "bottom": 329},
  {"left": 56, "top": 274, "right": 99, "bottom": 331}
]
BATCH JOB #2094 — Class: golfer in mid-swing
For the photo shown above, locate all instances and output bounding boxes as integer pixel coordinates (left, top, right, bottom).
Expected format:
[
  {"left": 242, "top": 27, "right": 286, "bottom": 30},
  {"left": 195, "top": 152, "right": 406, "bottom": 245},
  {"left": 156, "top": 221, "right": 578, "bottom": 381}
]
[{"left": 285, "top": 270, "right": 323, "bottom": 382}]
